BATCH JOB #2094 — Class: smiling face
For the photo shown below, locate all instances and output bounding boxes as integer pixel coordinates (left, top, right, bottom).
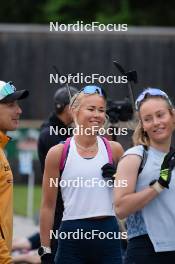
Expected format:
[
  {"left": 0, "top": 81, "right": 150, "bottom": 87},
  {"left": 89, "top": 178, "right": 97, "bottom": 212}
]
[
  {"left": 0, "top": 101, "right": 22, "bottom": 132},
  {"left": 72, "top": 94, "right": 106, "bottom": 132},
  {"left": 139, "top": 98, "right": 175, "bottom": 146}
]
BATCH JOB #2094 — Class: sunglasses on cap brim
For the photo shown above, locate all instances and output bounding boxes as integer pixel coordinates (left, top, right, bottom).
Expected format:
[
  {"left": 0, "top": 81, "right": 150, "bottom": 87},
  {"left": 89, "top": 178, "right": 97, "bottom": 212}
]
[
  {"left": 0, "top": 82, "right": 16, "bottom": 101},
  {"left": 135, "top": 88, "right": 172, "bottom": 111}
]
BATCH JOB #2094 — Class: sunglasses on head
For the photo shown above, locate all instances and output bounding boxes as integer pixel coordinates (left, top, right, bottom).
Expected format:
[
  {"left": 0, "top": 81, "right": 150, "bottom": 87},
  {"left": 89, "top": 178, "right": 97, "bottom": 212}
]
[
  {"left": 135, "top": 88, "right": 172, "bottom": 111},
  {"left": 71, "top": 85, "right": 106, "bottom": 106},
  {"left": 80, "top": 85, "right": 106, "bottom": 96},
  {"left": 0, "top": 82, "right": 16, "bottom": 101}
]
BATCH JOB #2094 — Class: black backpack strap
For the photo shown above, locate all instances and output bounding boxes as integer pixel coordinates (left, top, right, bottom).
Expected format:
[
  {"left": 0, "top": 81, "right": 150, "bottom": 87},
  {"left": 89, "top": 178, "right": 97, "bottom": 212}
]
[{"left": 138, "top": 145, "right": 148, "bottom": 175}]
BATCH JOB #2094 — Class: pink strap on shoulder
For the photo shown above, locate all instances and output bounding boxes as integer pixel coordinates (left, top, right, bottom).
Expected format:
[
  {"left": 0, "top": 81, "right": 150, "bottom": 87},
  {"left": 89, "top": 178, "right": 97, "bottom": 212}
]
[
  {"left": 101, "top": 137, "right": 113, "bottom": 164},
  {"left": 60, "top": 137, "right": 71, "bottom": 171}
]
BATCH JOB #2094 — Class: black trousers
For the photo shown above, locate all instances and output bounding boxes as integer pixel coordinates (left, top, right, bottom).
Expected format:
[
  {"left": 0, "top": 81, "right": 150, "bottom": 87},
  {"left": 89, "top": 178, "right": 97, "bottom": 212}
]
[
  {"left": 124, "top": 235, "right": 175, "bottom": 264},
  {"left": 55, "top": 217, "right": 122, "bottom": 264}
]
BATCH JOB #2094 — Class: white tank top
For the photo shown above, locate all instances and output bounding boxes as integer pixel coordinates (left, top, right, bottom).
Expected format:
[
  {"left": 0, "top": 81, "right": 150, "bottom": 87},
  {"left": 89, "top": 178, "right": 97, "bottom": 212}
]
[{"left": 60, "top": 136, "right": 115, "bottom": 220}]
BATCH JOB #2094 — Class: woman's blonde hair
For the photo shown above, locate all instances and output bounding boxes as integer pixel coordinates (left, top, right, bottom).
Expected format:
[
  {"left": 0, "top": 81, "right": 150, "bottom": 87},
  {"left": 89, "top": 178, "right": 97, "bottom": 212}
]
[
  {"left": 133, "top": 120, "right": 150, "bottom": 146},
  {"left": 69, "top": 92, "right": 86, "bottom": 112},
  {"left": 133, "top": 94, "right": 174, "bottom": 146}
]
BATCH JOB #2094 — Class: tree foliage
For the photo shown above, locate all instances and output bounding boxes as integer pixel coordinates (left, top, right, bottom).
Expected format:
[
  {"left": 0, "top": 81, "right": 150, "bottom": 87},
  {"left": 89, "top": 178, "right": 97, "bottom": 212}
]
[{"left": 0, "top": 0, "right": 175, "bottom": 26}]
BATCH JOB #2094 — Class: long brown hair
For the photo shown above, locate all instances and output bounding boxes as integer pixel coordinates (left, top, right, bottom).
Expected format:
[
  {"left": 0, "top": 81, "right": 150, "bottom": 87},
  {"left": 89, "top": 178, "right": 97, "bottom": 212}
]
[{"left": 133, "top": 94, "right": 174, "bottom": 146}]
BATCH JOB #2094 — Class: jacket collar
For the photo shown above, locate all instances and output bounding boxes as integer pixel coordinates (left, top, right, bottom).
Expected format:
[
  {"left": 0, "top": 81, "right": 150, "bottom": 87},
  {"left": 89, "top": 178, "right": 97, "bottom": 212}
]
[
  {"left": 41, "top": 112, "right": 67, "bottom": 129},
  {"left": 49, "top": 113, "right": 67, "bottom": 127}
]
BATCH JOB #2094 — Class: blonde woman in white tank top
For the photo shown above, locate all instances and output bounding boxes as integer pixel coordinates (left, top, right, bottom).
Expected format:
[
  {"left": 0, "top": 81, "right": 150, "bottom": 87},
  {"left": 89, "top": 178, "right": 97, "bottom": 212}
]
[{"left": 39, "top": 86, "right": 124, "bottom": 263}]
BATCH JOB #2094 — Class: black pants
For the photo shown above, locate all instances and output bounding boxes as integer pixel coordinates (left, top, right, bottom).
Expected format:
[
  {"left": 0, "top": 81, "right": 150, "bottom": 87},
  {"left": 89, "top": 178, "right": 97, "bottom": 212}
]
[
  {"left": 55, "top": 217, "right": 122, "bottom": 264},
  {"left": 124, "top": 235, "right": 175, "bottom": 264}
]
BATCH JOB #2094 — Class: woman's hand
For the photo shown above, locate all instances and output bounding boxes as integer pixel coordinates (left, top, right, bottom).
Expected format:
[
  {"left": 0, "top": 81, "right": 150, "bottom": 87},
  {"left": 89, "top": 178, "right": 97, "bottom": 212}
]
[
  {"left": 158, "top": 149, "right": 175, "bottom": 188},
  {"left": 101, "top": 163, "right": 116, "bottom": 181}
]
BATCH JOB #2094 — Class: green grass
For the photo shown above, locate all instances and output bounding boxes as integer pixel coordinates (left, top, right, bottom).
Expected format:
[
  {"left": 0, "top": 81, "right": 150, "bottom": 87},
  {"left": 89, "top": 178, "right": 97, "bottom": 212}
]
[{"left": 14, "top": 184, "right": 42, "bottom": 216}]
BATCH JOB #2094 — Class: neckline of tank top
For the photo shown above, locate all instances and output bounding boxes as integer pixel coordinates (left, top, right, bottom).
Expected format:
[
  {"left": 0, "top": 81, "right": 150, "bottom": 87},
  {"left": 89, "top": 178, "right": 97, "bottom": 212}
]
[
  {"left": 74, "top": 139, "right": 98, "bottom": 152},
  {"left": 72, "top": 137, "right": 100, "bottom": 160}
]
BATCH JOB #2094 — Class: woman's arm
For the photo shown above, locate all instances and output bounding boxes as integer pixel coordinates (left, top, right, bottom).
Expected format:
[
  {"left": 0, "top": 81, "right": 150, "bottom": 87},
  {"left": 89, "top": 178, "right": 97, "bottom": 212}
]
[
  {"left": 114, "top": 155, "right": 160, "bottom": 220},
  {"left": 39, "top": 144, "right": 64, "bottom": 247},
  {"left": 109, "top": 141, "right": 124, "bottom": 164}
]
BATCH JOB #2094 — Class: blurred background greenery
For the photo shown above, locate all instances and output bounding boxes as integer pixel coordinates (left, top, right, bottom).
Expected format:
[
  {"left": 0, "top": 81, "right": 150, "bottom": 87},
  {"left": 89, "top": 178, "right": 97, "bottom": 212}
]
[
  {"left": 14, "top": 184, "right": 41, "bottom": 216},
  {"left": 0, "top": 0, "right": 175, "bottom": 26}
]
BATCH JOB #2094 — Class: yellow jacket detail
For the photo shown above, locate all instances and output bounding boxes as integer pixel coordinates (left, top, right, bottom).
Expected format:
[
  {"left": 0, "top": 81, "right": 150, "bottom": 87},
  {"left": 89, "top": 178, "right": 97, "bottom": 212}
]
[{"left": 0, "top": 131, "right": 13, "bottom": 263}]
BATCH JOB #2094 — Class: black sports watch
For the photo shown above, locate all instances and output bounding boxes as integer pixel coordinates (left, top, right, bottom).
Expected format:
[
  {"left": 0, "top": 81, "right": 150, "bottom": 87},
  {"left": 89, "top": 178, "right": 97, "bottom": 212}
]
[{"left": 38, "top": 246, "right": 51, "bottom": 257}]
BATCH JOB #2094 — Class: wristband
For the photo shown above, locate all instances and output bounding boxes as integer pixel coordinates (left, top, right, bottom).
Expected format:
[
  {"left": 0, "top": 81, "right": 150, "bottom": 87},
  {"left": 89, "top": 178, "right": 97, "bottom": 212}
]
[{"left": 150, "top": 180, "right": 164, "bottom": 194}]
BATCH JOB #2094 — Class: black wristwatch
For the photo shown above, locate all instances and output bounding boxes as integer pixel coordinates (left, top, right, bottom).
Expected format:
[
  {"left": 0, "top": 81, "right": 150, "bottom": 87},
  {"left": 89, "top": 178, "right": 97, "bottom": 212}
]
[{"left": 38, "top": 246, "right": 51, "bottom": 257}]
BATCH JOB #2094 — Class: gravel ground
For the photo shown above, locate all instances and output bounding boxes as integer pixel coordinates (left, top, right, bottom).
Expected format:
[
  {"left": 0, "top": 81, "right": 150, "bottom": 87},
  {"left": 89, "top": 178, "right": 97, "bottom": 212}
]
[{"left": 13, "top": 215, "right": 39, "bottom": 239}]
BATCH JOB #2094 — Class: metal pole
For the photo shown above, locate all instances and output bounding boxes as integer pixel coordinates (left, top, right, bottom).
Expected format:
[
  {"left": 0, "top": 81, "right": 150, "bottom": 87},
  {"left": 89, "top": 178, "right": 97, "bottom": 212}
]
[{"left": 27, "top": 156, "right": 34, "bottom": 219}]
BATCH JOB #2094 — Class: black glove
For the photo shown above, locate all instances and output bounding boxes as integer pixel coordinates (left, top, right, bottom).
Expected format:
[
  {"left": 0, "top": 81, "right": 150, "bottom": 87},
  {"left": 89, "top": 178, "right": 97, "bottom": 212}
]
[
  {"left": 101, "top": 163, "right": 116, "bottom": 181},
  {"left": 41, "top": 253, "right": 54, "bottom": 264},
  {"left": 158, "top": 148, "right": 175, "bottom": 188}
]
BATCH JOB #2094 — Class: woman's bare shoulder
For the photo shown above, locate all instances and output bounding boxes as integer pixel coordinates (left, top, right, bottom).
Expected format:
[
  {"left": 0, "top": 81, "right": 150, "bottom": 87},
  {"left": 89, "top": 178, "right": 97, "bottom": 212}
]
[
  {"left": 45, "top": 143, "right": 65, "bottom": 168},
  {"left": 109, "top": 140, "right": 124, "bottom": 161}
]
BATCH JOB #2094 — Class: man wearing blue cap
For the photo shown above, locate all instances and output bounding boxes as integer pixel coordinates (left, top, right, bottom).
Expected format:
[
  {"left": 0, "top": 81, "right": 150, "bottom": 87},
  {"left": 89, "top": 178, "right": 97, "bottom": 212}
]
[{"left": 0, "top": 80, "right": 29, "bottom": 263}]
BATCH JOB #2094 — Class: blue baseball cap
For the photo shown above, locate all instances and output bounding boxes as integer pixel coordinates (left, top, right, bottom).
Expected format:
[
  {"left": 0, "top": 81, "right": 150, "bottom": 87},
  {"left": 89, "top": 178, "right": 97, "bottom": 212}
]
[{"left": 0, "top": 81, "right": 29, "bottom": 103}]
